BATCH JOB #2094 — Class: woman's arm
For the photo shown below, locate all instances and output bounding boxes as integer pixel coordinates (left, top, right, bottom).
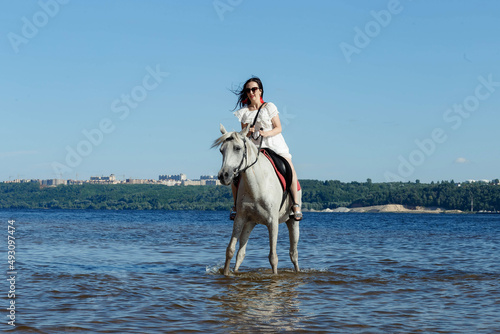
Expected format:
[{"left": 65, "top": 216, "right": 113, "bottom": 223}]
[{"left": 260, "top": 115, "right": 282, "bottom": 138}]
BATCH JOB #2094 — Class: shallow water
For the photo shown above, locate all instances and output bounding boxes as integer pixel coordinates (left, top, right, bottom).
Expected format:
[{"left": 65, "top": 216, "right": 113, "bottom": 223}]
[{"left": 1, "top": 209, "right": 499, "bottom": 333}]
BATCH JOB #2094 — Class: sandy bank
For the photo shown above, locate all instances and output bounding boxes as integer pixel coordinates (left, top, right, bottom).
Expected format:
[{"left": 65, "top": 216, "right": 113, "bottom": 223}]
[{"left": 310, "top": 204, "right": 463, "bottom": 214}]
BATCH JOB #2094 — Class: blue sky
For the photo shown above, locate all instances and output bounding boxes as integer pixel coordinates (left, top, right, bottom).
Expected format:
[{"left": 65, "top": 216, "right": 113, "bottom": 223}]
[{"left": 1, "top": 0, "right": 499, "bottom": 183}]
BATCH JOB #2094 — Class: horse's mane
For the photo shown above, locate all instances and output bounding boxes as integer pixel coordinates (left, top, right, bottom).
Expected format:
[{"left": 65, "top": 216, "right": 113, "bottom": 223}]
[{"left": 211, "top": 131, "right": 244, "bottom": 149}]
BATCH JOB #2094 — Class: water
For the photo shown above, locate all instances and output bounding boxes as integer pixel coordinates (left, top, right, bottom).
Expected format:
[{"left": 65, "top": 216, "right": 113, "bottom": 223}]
[{"left": 1, "top": 209, "right": 499, "bottom": 333}]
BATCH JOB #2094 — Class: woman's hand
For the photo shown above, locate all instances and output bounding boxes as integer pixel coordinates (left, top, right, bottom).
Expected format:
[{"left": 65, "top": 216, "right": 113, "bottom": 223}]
[
  {"left": 242, "top": 123, "right": 255, "bottom": 137},
  {"left": 259, "top": 115, "right": 283, "bottom": 138}
]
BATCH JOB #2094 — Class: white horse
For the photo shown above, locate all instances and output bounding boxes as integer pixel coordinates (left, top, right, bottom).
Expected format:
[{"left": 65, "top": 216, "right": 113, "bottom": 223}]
[{"left": 213, "top": 124, "right": 301, "bottom": 276}]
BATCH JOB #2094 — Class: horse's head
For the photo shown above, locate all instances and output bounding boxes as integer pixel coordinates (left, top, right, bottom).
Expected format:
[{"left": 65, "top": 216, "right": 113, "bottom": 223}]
[{"left": 212, "top": 124, "right": 250, "bottom": 185}]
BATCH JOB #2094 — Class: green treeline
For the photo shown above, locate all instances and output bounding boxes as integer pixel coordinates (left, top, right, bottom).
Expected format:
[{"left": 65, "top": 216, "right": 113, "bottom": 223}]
[
  {"left": 300, "top": 179, "right": 500, "bottom": 212},
  {"left": 1, "top": 180, "right": 499, "bottom": 212},
  {"left": 0, "top": 183, "right": 232, "bottom": 210}
]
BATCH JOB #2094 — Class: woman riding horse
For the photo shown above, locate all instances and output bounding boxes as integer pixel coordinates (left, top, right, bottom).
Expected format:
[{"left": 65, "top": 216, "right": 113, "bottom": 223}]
[{"left": 230, "top": 77, "right": 302, "bottom": 221}]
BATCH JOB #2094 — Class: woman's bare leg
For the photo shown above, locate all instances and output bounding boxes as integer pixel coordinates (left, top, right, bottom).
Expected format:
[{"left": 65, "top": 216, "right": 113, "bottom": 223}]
[{"left": 285, "top": 158, "right": 301, "bottom": 217}]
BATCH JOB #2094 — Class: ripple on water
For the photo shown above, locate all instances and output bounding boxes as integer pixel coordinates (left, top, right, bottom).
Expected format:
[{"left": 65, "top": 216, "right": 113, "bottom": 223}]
[{"left": 3, "top": 210, "right": 499, "bottom": 333}]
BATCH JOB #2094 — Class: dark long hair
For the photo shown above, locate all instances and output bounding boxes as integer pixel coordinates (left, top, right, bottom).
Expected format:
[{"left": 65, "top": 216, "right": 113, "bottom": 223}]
[{"left": 231, "top": 76, "right": 264, "bottom": 110}]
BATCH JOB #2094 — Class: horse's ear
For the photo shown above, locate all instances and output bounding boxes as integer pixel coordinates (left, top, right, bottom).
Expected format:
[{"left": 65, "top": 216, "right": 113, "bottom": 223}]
[
  {"left": 240, "top": 124, "right": 250, "bottom": 137},
  {"left": 220, "top": 124, "right": 227, "bottom": 135}
]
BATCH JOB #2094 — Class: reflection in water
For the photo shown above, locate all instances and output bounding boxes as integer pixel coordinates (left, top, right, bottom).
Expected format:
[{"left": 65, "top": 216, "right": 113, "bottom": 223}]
[{"left": 213, "top": 270, "right": 305, "bottom": 332}]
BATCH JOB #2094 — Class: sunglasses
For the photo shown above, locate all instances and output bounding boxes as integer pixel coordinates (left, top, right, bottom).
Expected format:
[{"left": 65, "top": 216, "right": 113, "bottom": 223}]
[{"left": 245, "top": 87, "right": 260, "bottom": 94}]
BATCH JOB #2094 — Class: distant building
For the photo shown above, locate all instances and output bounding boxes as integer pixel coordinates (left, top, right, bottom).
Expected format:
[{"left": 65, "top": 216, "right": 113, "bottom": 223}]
[
  {"left": 6, "top": 179, "right": 40, "bottom": 184},
  {"left": 22, "top": 179, "right": 40, "bottom": 183},
  {"left": 200, "top": 175, "right": 217, "bottom": 180},
  {"left": 182, "top": 178, "right": 220, "bottom": 186},
  {"left": 41, "top": 179, "right": 66, "bottom": 186},
  {"left": 126, "top": 179, "right": 149, "bottom": 184},
  {"left": 90, "top": 174, "right": 117, "bottom": 184},
  {"left": 200, "top": 175, "right": 220, "bottom": 185},
  {"left": 67, "top": 179, "right": 85, "bottom": 185},
  {"left": 182, "top": 180, "right": 202, "bottom": 186},
  {"left": 159, "top": 179, "right": 180, "bottom": 186},
  {"left": 465, "top": 179, "right": 490, "bottom": 184},
  {"left": 2, "top": 173, "right": 222, "bottom": 186},
  {"left": 159, "top": 173, "right": 187, "bottom": 181}
]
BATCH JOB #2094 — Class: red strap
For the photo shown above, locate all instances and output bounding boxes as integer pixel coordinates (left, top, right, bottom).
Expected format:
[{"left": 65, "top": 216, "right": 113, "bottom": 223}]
[
  {"left": 261, "top": 150, "right": 287, "bottom": 191},
  {"left": 234, "top": 149, "right": 301, "bottom": 192}
]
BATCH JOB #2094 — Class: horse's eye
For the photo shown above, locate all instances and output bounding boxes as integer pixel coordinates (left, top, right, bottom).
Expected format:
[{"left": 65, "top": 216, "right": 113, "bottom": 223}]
[{"left": 234, "top": 146, "right": 241, "bottom": 151}]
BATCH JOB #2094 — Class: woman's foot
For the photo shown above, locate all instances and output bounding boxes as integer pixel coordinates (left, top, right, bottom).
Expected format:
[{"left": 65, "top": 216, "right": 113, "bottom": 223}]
[
  {"left": 229, "top": 206, "right": 237, "bottom": 220},
  {"left": 291, "top": 204, "right": 302, "bottom": 221}
]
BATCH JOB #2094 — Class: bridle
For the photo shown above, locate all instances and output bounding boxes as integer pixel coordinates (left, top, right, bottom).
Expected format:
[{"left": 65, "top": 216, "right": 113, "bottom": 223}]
[
  {"left": 231, "top": 102, "right": 266, "bottom": 177},
  {"left": 233, "top": 134, "right": 263, "bottom": 176}
]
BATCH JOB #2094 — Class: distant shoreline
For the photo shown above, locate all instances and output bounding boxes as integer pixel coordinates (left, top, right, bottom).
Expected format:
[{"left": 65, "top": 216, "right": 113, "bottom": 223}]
[
  {"left": 307, "top": 204, "right": 464, "bottom": 214},
  {"left": 2, "top": 182, "right": 499, "bottom": 213}
]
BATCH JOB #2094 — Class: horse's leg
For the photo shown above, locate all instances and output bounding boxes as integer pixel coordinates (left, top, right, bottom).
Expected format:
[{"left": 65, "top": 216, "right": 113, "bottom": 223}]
[
  {"left": 267, "top": 222, "right": 279, "bottom": 274},
  {"left": 234, "top": 222, "right": 256, "bottom": 272},
  {"left": 224, "top": 217, "right": 244, "bottom": 276},
  {"left": 286, "top": 218, "right": 300, "bottom": 272}
]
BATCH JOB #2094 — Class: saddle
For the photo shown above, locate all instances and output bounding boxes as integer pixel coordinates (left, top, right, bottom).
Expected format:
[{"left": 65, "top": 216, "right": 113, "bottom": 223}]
[
  {"left": 260, "top": 148, "right": 301, "bottom": 209},
  {"left": 233, "top": 147, "right": 300, "bottom": 210}
]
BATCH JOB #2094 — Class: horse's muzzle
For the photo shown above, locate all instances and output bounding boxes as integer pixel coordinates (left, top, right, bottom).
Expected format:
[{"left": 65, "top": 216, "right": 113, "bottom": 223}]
[{"left": 218, "top": 169, "right": 234, "bottom": 186}]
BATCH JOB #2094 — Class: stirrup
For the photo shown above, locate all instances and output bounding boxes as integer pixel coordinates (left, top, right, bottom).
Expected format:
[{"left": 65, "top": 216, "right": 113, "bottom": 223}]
[
  {"left": 229, "top": 206, "right": 237, "bottom": 220},
  {"left": 290, "top": 203, "right": 302, "bottom": 221}
]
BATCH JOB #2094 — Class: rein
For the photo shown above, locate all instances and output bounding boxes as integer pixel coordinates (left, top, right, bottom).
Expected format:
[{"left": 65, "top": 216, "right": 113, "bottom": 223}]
[
  {"left": 233, "top": 102, "right": 266, "bottom": 176},
  {"left": 234, "top": 135, "right": 263, "bottom": 176}
]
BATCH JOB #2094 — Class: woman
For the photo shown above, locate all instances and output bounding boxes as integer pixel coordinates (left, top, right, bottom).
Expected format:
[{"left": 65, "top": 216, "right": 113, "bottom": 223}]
[{"left": 230, "top": 76, "right": 302, "bottom": 221}]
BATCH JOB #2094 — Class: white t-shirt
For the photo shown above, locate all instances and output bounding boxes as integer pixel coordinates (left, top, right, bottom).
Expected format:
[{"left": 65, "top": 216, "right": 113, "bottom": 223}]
[{"left": 233, "top": 102, "right": 292, "bottom": 159}]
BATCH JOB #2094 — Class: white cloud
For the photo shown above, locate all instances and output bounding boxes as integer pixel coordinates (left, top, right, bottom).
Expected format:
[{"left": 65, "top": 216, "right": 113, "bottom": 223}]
[{"left": 455, "top": 157, "right": 469, "bottom": 164}]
